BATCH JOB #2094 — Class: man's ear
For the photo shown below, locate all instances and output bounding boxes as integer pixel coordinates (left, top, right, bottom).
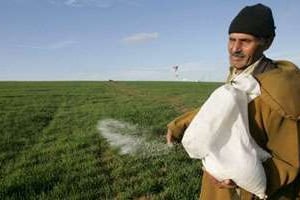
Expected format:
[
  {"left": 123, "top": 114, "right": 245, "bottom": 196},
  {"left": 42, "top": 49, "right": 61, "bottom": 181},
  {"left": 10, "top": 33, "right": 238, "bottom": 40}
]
[{"left": 262, "top": 37, "right": 274, "bottom": 51}]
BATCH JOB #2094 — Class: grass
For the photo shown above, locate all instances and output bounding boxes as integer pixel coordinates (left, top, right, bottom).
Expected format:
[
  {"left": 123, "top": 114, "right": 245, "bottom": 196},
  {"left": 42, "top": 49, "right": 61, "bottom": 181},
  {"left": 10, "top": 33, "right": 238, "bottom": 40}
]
[{"left": 0, "top": 81, "right": 221, "bottom": 200}]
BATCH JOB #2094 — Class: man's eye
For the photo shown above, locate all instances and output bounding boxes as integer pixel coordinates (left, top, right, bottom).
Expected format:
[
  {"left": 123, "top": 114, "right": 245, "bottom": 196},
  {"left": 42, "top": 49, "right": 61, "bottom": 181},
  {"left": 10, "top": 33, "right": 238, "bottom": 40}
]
[{"left": 242, "top": 40, "right": 252, "bottom": 43}]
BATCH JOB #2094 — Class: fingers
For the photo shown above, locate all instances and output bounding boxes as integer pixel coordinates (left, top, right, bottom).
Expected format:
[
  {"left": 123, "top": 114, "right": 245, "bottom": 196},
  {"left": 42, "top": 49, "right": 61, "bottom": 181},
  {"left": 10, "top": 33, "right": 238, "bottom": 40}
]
[
  {"left": 166, "top": 129, "right": 174, "bottom": 144},
  {"left": 205, "top": 170, "right": 237, "bottom": 189},
  {"left": 218, "top": 179, "right": 237, "bottom": 189},
  {"left": 214, "top": 179, "right": 236, "bottom": 189}
]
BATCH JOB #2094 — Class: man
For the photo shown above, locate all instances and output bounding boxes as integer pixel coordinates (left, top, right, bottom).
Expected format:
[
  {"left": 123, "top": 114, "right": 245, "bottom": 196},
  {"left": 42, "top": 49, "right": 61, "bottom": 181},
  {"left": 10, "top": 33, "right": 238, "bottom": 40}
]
[{"left": 166, "top": 4, "right": 300, "bottom": 200}]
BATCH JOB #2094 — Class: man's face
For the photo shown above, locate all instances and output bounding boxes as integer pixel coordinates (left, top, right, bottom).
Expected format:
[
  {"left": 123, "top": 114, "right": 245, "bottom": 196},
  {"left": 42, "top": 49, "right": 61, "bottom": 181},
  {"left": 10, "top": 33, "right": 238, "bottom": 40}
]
[{"left": 228, "top": 33, "right": 266, "bottom": 69}]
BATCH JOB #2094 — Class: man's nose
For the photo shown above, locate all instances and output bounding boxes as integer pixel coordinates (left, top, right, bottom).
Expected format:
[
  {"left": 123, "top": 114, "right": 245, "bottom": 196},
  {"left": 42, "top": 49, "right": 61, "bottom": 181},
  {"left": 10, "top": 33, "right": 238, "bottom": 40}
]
[{"left": 232, "top": 41, "right": 242, "bottom": 52}]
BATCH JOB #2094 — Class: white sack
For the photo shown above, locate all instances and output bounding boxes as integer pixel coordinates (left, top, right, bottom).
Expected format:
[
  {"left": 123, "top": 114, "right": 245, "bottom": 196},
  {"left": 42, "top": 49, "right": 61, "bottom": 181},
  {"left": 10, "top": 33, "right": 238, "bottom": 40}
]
[{"left": 181, "top": 74, "right": 271, "bottom": 199}]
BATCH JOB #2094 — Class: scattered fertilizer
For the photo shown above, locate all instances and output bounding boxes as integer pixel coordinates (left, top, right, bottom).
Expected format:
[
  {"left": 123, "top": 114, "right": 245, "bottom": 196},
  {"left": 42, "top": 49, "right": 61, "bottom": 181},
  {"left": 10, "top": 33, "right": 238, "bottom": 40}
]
[{"left": 97, "top": 119, "right": 173, "bottom": 157}]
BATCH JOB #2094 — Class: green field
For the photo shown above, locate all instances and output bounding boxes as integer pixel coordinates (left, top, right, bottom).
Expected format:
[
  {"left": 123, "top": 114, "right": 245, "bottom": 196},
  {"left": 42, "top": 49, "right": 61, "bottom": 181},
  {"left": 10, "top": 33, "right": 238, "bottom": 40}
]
[{"left": 0, "top": 81, "right": 221, "bottom": 200}]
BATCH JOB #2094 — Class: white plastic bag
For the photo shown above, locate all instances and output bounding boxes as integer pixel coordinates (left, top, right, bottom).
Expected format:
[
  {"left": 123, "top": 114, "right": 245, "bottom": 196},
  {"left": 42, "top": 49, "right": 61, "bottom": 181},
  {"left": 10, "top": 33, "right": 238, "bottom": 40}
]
[{"left": 182, "top": 74, "right": 270, "bottom": 199}]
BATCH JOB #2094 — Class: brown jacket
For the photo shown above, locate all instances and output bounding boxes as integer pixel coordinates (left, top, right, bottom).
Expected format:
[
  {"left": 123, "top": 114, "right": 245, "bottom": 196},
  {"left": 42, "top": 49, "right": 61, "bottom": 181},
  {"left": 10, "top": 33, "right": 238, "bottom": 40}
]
[{"left": 167, "top": 58, "right": 300, "bottom": 200}]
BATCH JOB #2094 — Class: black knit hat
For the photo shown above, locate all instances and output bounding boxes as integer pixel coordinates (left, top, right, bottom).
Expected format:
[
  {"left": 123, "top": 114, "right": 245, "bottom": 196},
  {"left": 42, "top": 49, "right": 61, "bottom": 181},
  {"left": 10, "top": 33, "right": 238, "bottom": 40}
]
[{"left": 228, "top": 3, "right": 276, "bottom": 38}]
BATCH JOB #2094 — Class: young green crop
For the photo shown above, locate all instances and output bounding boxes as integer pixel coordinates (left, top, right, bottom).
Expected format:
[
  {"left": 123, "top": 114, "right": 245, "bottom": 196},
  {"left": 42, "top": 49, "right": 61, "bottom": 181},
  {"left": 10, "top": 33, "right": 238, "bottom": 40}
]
[{"left": 0, "top": 81, "right": 220, "bottom": 200}]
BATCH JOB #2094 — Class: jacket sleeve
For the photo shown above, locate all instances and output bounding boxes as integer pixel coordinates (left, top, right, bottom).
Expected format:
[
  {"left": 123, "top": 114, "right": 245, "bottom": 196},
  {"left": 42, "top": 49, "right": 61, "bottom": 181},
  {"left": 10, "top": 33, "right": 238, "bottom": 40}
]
[{"left": 167, "top": 108, "right": 199, "bottom": 140}]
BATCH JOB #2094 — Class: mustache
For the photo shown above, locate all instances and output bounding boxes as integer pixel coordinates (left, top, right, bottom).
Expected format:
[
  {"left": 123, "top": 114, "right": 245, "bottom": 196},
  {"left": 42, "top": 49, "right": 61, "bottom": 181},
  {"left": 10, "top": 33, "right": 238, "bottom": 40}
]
[{"left": 231, "top": 51, "right": 245, "bottom": 58}]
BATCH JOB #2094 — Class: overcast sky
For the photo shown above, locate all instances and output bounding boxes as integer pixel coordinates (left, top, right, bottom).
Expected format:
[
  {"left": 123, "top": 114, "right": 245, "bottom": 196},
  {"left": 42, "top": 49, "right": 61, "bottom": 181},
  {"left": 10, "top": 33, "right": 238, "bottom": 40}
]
[{"left": 1, "top": 0, "right": 300, "bottom": 81}]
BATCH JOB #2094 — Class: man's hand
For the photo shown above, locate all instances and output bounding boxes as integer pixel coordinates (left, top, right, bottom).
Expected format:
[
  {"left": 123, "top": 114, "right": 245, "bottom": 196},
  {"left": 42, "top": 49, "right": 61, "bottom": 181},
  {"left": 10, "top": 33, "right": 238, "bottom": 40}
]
[
  {"left": 205, "top": 170, "right": 237, "bottom": 189},
  {"left": 166, "top": 128, "right": 174, "bottom": 145}
]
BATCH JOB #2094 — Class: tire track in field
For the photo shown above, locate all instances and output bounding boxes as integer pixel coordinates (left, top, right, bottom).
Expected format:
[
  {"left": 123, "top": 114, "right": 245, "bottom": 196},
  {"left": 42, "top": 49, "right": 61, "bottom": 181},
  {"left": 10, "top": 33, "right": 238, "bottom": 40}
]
[
  {"left": 103, "top": 82, "right": 191, "bottom": 113},
  {"left": 97, "top": 138, "right": 116, "bottom": 198}
]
